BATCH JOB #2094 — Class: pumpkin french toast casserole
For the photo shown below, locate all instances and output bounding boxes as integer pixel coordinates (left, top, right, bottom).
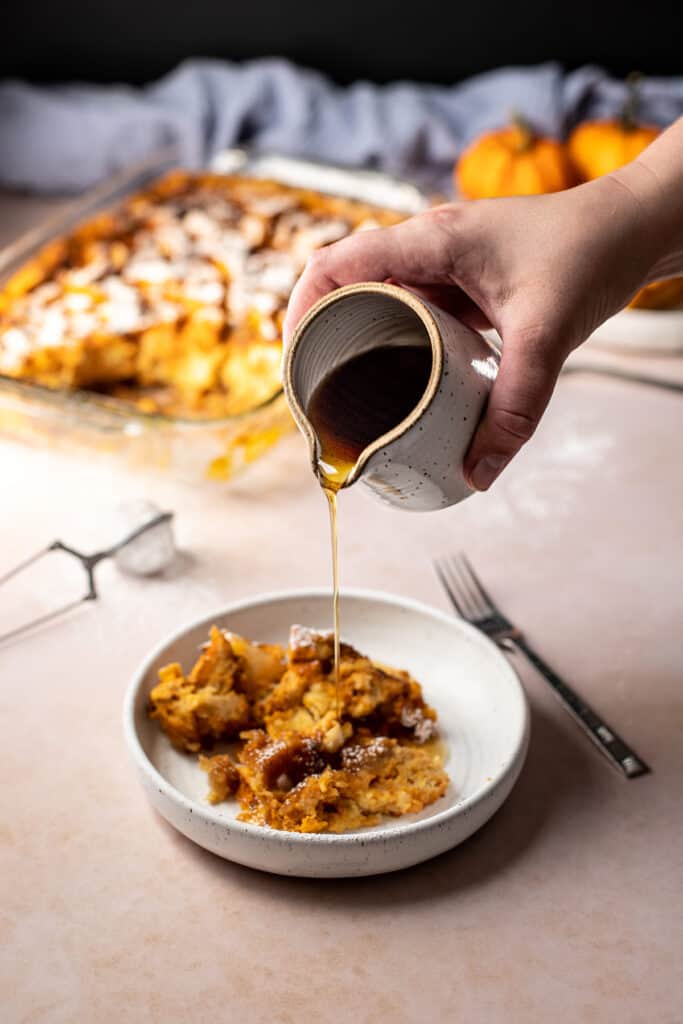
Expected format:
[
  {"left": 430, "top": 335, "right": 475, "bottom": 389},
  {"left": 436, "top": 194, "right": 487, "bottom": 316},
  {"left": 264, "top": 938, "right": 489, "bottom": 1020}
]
[
  {"left": 0, "top": 172, "right": 403, "bottom": 418},
  {"left": 148, "top": 624, "right": 449, "bottom": 833}
]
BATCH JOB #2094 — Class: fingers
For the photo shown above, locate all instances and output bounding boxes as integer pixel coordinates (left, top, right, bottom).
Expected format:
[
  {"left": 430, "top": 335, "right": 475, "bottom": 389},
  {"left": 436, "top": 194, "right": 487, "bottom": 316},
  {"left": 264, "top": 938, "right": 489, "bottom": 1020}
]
[
  {"left": 283, "top": 206, "right": 463, "bottom": 345},
  {"left": 463, "top": 333, "right": 564, "bottom": 491}
]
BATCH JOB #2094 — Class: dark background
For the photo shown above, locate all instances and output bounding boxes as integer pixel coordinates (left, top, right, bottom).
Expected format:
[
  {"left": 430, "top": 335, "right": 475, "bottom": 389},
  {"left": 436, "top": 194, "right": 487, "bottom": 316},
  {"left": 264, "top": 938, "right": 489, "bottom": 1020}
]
[{"left": 5, "top": 0, "right": 682, "bottom": 85}]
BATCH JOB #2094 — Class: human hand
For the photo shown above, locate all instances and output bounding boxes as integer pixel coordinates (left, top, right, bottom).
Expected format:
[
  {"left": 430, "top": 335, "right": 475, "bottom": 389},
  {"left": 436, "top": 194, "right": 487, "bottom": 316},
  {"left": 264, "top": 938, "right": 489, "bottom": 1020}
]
[{"left": 284, "top": 135, "right": 681, "bottom": 490}]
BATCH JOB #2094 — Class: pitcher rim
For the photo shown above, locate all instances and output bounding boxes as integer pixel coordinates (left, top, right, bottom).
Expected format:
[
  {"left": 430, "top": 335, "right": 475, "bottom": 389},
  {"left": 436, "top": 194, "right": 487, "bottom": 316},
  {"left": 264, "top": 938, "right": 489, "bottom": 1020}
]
[{"left": 283, "top": 281, "right": 443, "bottom": 488}]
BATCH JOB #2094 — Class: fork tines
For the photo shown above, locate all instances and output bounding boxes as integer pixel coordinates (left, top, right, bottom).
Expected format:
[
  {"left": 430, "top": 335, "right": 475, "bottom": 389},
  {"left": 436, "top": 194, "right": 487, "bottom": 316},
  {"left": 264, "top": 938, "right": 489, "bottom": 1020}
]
[{"left": 434, "top": 552, "right": 497, "bottom": 622}]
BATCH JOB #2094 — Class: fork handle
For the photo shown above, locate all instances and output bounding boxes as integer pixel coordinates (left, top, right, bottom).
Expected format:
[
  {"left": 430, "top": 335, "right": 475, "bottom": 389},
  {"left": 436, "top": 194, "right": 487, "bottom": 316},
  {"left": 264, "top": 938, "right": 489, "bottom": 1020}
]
[{"left": 507, "top": 636, "right": 650, "bottom": 779}]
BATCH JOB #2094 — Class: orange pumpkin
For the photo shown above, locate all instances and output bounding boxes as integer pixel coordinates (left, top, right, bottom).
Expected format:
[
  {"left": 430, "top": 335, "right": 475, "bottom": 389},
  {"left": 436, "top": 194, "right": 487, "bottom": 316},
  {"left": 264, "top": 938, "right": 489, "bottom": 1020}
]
[
  {"left": 627, "top": 278, "right": 683, "bottom": 310},
  {"left": 455, "top": 115, "right": 576, "bottom": 199},
  {"left": 567, "top": 73, "right": 660, "bottom": 180},
  {"left": 567, "top": 120, "right": 659, "bottom": 180}
]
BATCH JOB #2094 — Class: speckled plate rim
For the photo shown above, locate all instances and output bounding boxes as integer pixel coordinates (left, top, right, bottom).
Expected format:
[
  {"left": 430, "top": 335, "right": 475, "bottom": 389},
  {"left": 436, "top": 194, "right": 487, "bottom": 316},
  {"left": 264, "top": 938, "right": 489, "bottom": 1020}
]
[{"left": 123, "top": 587, "right": 530, "bottom": 848}]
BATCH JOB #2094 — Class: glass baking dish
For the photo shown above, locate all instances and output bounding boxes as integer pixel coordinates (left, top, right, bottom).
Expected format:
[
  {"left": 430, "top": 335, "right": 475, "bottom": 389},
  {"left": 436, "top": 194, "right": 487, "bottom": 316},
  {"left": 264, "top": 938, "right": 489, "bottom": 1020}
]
[{"left": 0, "top": 148, "right": 429, "bottom": 483}]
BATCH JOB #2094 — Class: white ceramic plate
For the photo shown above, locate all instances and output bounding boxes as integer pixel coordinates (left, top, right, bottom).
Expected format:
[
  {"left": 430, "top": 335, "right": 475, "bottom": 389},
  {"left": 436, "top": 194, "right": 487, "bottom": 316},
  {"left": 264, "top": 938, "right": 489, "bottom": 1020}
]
[
  {"left": 123, "top": 589, "right": 529, "bottom": 878},
  {"left": 586, "top": 306, "right": 683, "bottom": 353},
  {"left": 488, "top": 308, "right": 683, "bottom": 355}
]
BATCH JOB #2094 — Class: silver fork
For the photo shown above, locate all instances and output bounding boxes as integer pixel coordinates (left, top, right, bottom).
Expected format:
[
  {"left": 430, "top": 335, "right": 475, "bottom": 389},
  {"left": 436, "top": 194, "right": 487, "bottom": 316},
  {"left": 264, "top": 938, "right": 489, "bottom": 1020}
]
[{"left": 434, "top": 553, "right": 650, "bottom": 779}]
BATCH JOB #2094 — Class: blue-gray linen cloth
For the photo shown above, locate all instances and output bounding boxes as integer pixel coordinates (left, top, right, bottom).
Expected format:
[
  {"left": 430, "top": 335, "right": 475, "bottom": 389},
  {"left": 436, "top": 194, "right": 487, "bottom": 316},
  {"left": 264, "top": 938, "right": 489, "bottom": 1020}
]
[{"left": 1, "top": 58, "right": 682, "bottom": 194}]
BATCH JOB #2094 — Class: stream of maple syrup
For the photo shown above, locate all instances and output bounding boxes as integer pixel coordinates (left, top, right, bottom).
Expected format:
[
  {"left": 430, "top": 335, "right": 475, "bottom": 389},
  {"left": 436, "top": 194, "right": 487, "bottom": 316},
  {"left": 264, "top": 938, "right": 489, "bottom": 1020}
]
[{"left": 305, "top": 344, "right": 433, "bottom": 717}]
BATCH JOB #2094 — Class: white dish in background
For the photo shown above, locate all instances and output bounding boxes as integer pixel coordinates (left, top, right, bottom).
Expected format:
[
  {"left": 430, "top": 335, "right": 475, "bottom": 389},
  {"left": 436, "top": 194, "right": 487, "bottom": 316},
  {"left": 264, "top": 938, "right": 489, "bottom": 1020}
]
[
  {"left": 123, "top": 589, "right": 529, "bottom": 878},
  {"left": 486, "top": 307, "right": 683, "bottom": 356},
  {"left": 585, "top": 306, "right": 683, "bottom": 353}
]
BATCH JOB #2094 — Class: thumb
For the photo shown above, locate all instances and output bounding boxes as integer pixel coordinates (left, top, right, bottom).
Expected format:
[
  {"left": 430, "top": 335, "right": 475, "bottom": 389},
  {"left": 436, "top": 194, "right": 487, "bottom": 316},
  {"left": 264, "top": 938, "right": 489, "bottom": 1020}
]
[{"left": 463, "top": 336, "right": 563, "bottom": 491}]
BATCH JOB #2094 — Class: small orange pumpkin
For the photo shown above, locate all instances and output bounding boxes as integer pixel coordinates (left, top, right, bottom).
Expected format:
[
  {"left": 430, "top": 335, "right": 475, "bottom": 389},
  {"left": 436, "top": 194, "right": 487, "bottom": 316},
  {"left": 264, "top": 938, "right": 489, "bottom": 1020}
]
[
  {"left": 567, "top": 73, "right": 660, "bottom": 180},
  {"left": 455, "top": 114, "right": 576, "bottom": 199},
  {"left": 627, "top": 278, "right": 683, "bottom": 310}
]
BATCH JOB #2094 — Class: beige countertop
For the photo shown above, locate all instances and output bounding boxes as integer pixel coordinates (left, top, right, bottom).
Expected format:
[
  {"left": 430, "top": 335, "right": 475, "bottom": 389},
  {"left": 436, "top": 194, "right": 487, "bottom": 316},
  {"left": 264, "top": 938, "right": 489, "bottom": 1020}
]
[{"left": 1, "top": 192, "right": 682, "bottom": 1023}]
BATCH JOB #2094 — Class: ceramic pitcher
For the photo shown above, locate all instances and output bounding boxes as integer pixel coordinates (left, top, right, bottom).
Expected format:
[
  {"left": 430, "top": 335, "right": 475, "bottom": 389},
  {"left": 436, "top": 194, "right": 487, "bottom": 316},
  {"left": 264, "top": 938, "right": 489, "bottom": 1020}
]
[{"left": 283, "top": 282, "right": 499, "bottom": 511}]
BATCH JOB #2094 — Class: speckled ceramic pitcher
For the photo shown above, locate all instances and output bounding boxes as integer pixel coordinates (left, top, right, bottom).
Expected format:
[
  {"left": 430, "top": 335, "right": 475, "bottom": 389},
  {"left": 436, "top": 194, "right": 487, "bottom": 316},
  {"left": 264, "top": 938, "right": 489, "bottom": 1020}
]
[{"left": 283, "top": 282, "right": 499, "bottom": 511}]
